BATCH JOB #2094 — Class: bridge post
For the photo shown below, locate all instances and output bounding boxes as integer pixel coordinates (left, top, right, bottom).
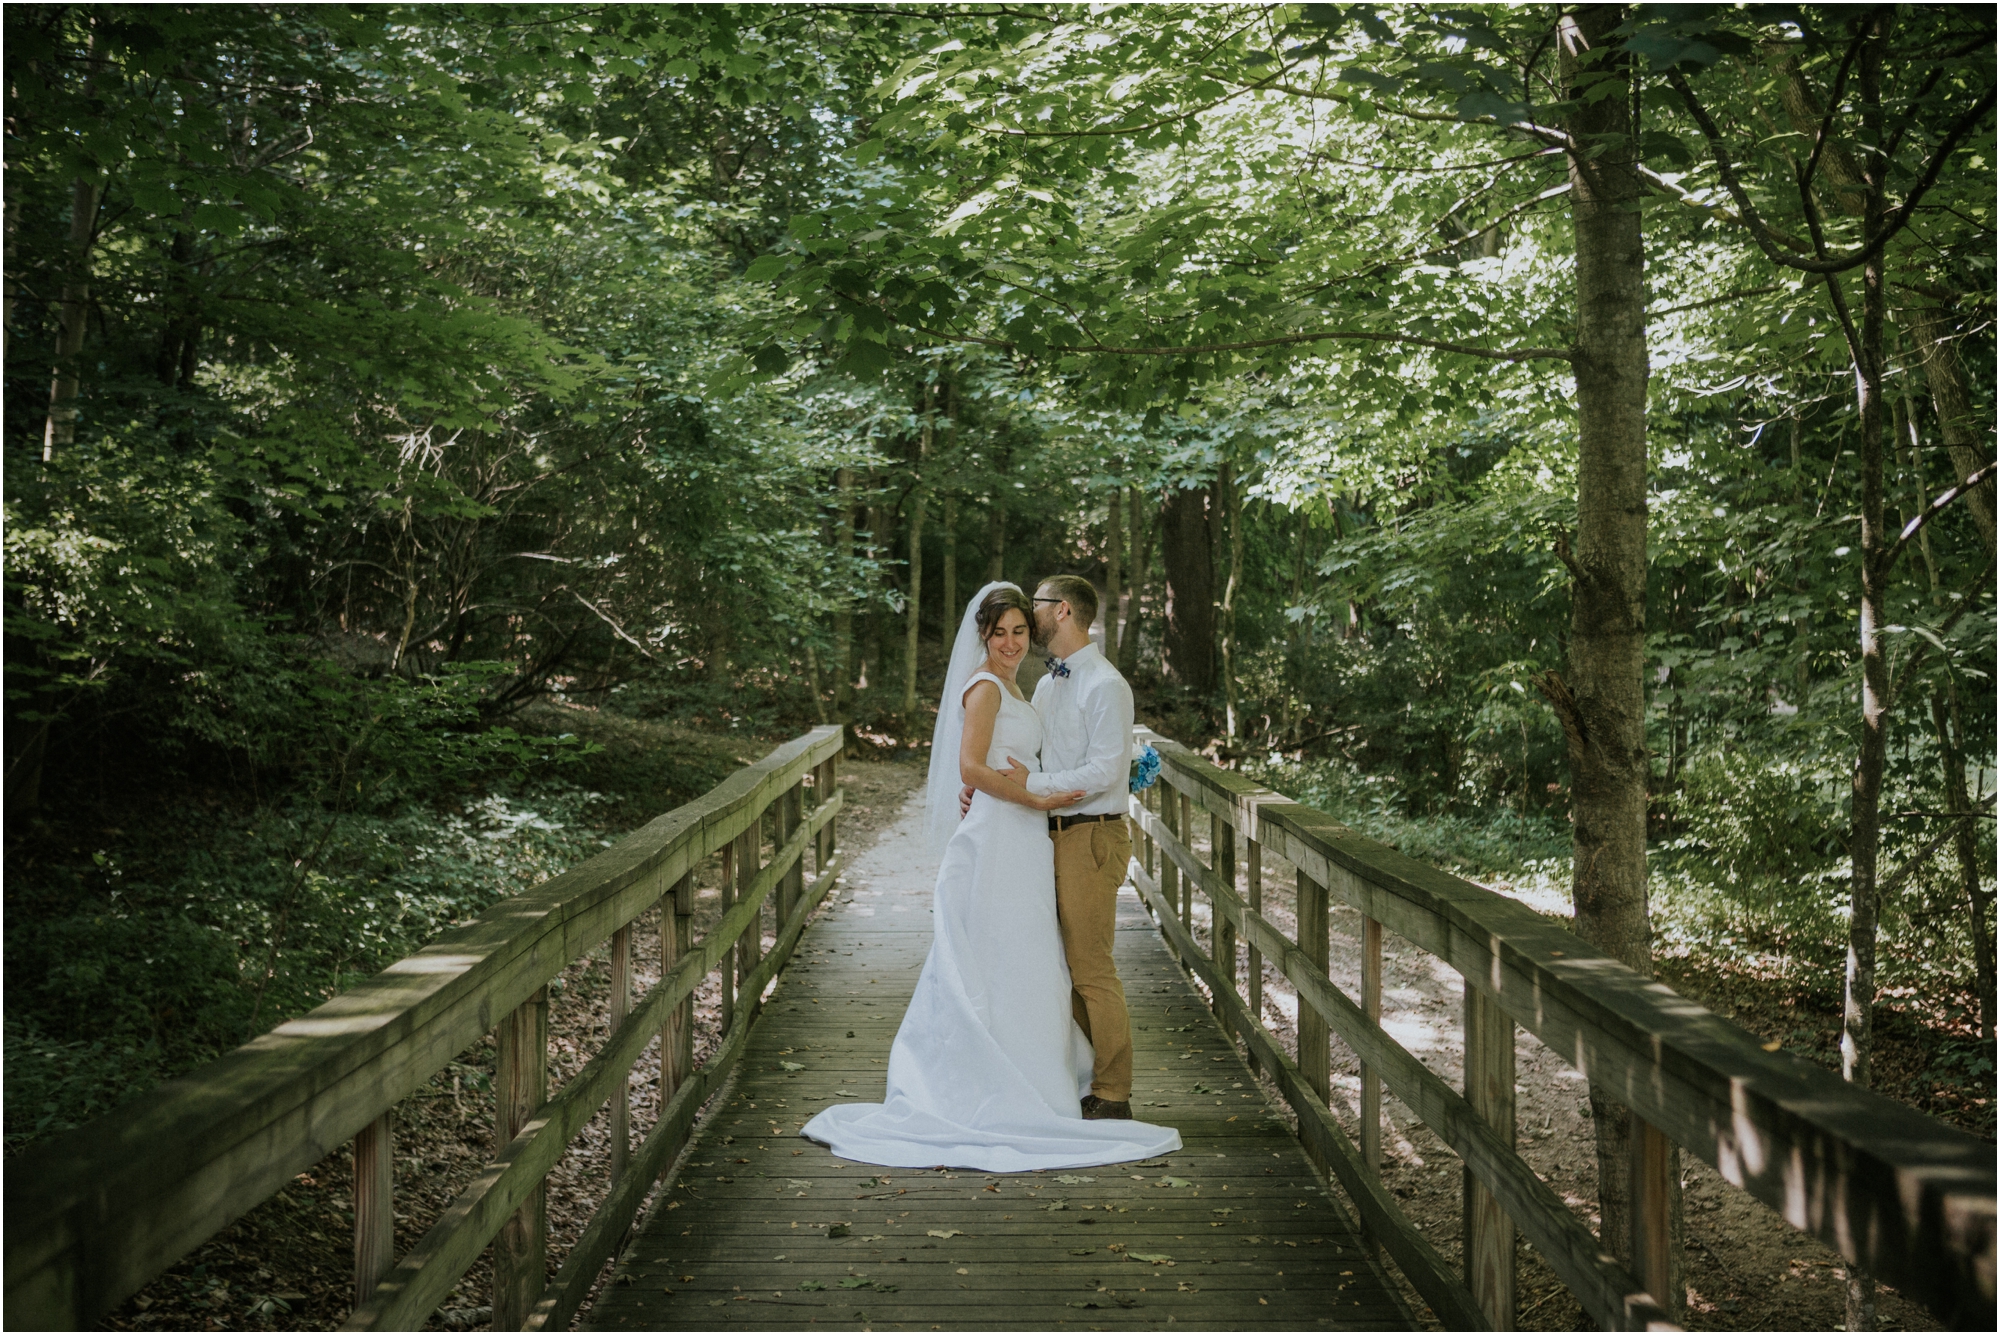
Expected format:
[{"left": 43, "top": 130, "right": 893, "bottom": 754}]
[
  {"left": 1139, "top": 784, "right": 1155, "bottom": 887},
  {"left": 1360, "top": 916, "right": 1383, "bottom": 1180},
  {"left": 1159, "top": 784, "right": 1180, "bottom": 943},
  {"left": 780, "top": 779, "right": 805, "bottom": 924},
  {"left": 352, "top": 1111, "right": 393, "bottom": 1308},
  {"left": 718, "top": 841, "right": 738, "bottom": 1034},
  {"left": 1629, "top": 1115, "right": 1675, "bottom": 1315},
  {"left": 1296, "top": 870, "right": 1331, "bottom": 1176},
  {"left": 733, "top": 826, "right": 759, "bottom": 1025},
  {"left": 661, "top": 871, "right": 694, "bottom": 1110},
  {"left": 1244, "top": 837, "right": 1262, "bottom": 1071},
  {"left": 609, "top": 925, "right": 631, "bottom": 1188},
  {"left": 813, "top": 758, "right": 836, "bottom": 875},
  {"left": 1178, "top": 789, "right": 1194, "bottom": 938},
  {"left": 494, "top": 987, "right": 549, "bottom": 1330},
  {"left": 1462, "top": 984, "right": 1517, "bottom": 1328},
  {"left": 1211, "top": 812, "right": 1237, "bottom": 1024}
]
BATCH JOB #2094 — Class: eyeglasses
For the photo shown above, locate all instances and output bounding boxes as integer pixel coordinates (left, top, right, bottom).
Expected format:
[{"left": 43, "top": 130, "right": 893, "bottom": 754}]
[{"left": 1031, "top": 597, "right": 1064, "bottom": 606}]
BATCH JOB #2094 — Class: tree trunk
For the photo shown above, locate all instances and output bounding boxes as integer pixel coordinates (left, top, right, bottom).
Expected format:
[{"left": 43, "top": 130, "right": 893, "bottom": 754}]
[
  {"left": 1551, "top": 8, "right": 1679, "bottom": 1314},
  {"left": 902, "top": 392, "right": 931, "bottom": 714},
  {"left": 1119, "top": 486, "right": 1153, "bottom": 674},
  {"left": 1931, "top": 688, "right": 1992, "bottom": 1041},
  {"left": 804, "top": 644, "right": 827, "bottom": 724},
  {"left": 1903, "top": 392, "right": 1992, "bottom": 1042},
  {"left": 900, "top": 490, "right": 925, "bottom": 712},
  {"left": 940, "top": 492, "right": 958, "bottom": 631},
  {"left": 986, "top": 505, "right": 1006, "bottom": 582},
  {"left": 1221, "top": 465, "right": 1245, "bottom": 738},
  {"left": 1842, "top": 18, "right": 1894, "bottom": 1328},
  {"left": 1160, "top": 484, "right": 1217, "bottom": 694},
  {"left": 861, "top": 475, "right": 888, "bottom": 693},
  {"left": 832, "top": 468, "right": 856, "bottom": 715},
  {"left": 941, "top": 380, "right": 959, "bottom": 629},
  {"left": 1105, "top": 485, "right": 1123, "bottom": 650},
  {"left": 41, "top": 176, "right": 97, "bottom": 464},
  {"left": 1906, "top": 303, "right": 1996, "bottom": 557}
]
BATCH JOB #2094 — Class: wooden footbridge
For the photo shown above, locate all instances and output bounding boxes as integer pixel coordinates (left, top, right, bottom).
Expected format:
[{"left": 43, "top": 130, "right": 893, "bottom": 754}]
[{"left": 7, "top": 725, "right": 1994, "bottom": 1331}]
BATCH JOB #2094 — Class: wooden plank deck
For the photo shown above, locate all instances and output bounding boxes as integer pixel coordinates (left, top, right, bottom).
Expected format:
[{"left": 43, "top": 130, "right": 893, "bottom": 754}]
[{"left": 587, "top": 800, "right": 1413, "bottom": 1331}]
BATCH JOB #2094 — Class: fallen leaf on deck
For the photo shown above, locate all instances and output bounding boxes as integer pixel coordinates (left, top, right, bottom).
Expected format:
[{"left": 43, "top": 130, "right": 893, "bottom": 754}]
[
  {"left": 798, "top": 1280, "right": 826, "bottom": 1291},
  {"left": 926, "top": 1229, "right": 964, "bottom": 1239},
  {"left": 1129, "top": 1252, "right": 1174, "bottom": 1265},
  {"left": 1056, "top": 1174, "right": 1095, "bottom": 1184},
  {"left": 779, "top": 1061, "right": 805, "bottom": 1071}
]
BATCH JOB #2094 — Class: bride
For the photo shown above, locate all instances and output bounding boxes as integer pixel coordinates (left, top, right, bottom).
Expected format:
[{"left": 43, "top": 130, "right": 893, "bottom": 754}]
[{"left": 801, "top": 583, "right": 1182, "bottom": 1171}]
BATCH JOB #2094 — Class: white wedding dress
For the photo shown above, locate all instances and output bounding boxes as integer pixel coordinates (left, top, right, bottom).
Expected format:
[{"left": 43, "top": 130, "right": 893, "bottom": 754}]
[{"left": 800, "top": 658, "right": 1182, "bottom": 1172}]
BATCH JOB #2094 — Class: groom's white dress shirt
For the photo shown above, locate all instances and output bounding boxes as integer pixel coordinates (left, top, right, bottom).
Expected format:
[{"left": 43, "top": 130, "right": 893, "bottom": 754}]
[{"left": 1027, "top": 640, "right": 1134, "bottom": 818}]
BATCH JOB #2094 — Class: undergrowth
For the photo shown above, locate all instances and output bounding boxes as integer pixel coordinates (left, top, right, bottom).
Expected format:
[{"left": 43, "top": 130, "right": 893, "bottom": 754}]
[
  {"left": 1244, "top": 751, "right": 1995, "bottom": 1135},
  {"left": 3, "top": 703, "right": 756, "bottom": 1153}
]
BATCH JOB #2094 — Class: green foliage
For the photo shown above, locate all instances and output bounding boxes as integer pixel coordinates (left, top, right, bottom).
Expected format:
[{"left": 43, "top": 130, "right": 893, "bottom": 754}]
[
  {"left": 1250, "top": 753, "right": 1571, "bottom": 880},
  {"left": 4, "top": 783, "right": 614, "bottom": 1147},
  {"left": 1676, "top": 746, "right": 1847, "bottom": 886}
]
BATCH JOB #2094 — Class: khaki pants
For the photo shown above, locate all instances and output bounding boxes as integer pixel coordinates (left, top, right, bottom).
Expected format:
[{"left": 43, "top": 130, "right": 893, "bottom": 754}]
[{"left": 1051, "top": 818, "right": 1134, "bottom": 1102}]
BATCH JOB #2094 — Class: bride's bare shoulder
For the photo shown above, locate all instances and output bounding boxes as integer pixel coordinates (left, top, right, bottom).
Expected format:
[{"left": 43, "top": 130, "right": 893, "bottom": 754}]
[{"left": 961, "top": 675, "right": 1003, "bottom": 710}]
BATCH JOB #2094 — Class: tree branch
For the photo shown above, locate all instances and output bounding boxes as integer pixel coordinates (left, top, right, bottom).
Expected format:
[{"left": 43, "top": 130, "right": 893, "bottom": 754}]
[
  {"left": 1648, "top": 284, "right": 1785, "bottom": 318},
  {"left": 1887, "top": 560, "right": 1993, "bottom": 711},
  {"left": 1882, "top": 460, "right": 1999, "bottom": 573},
  {"left": 982, "top": 61, "right": 1297, "bottom": 140},
  {"left": 902, "top": 315, "right": 1575, "bottom": 363},
  {"left": 1875, "top": 814, "right": 1973, "bottom": 899},
  {"left": 1667, "top": 69, "right": 1996, "bottom": 275},
  {"left": 1801, "top": 23, "right": 1868, "bottom": 197}
]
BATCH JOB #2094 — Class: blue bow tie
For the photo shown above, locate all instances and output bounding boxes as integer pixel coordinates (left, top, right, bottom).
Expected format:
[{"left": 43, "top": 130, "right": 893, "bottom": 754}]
[{"left": 1044, "top": 655, "right": 1071, "bottom": 678}]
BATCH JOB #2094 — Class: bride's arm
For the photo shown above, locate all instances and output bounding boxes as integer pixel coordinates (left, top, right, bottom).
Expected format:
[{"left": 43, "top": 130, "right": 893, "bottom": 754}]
[{"left": 960, "top": 681, "right": 1085, "bottom": 812}]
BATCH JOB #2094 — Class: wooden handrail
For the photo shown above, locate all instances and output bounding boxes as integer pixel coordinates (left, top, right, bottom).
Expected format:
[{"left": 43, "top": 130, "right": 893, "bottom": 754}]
[
  {"left": 342, "top": 795, "right": 842, "bottom": 1330},
  {"left": 4, "top": 725, "right": 845, "bottom": 1331},
  {"left": 1130, "top": 727, "right": 1995, "bottom": 1330}
]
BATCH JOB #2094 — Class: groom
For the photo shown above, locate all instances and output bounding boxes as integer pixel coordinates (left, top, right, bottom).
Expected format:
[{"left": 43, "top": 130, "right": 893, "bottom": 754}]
[{"left": 974, "top": 575, "right": 1138, "bottom": 1119}]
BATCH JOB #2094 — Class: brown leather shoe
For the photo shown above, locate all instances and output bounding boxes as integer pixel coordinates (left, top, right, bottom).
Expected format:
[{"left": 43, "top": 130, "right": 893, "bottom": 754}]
[{"left": 1080, "top": 1095, "right": 1133, "bottom": 1120}]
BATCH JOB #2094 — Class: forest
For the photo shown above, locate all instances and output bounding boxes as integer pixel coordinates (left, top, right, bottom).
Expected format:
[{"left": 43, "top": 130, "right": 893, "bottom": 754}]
[{"left": 3, "top": 2, "right": 1993, "bottom": 1324}]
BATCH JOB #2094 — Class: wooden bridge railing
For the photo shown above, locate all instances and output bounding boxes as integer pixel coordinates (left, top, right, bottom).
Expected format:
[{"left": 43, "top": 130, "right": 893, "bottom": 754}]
[
  {"left": 1129, "top": 727, "right": 1995, "bottom": 1331},
  {"left": 4, "top": 724, "right": 846, "bottom": 1332}
]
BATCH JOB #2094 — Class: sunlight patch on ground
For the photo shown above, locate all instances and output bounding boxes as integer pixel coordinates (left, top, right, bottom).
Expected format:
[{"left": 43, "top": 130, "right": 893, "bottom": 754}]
[{"left": 1380, "top": 1016, "right": 1446, "bottom": 1056}]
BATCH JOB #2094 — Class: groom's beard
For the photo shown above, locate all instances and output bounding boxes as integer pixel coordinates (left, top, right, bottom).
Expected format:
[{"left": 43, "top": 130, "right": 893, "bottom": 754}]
[{"left": 1030, "top": 608, "right": 1057, "bottom": 648}]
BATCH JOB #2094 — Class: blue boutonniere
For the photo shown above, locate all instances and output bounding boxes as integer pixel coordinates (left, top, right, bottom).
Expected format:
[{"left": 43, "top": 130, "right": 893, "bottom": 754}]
[{"left": 1128, "top": 743, "right": 1162, "bottom": 794}]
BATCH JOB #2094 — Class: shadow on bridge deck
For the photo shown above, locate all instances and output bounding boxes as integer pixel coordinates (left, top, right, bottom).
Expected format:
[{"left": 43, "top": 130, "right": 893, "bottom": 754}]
[{"left": 586, "top": 796, "right": 1415, "bottom": 1331}]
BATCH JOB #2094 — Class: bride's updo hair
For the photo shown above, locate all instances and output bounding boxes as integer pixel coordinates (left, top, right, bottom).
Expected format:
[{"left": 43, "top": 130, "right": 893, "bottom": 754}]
[{"left": 975, "top": 585, "right": 1032, "bottom": 641}]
